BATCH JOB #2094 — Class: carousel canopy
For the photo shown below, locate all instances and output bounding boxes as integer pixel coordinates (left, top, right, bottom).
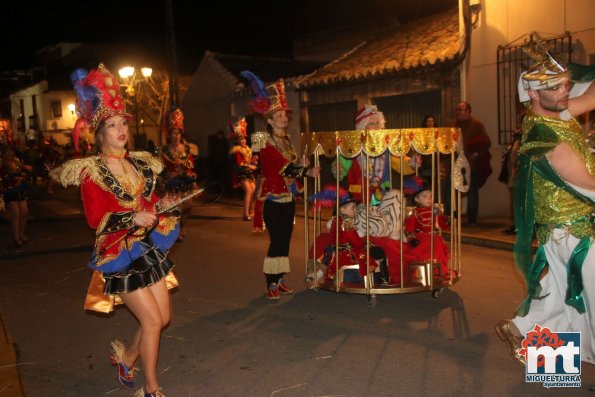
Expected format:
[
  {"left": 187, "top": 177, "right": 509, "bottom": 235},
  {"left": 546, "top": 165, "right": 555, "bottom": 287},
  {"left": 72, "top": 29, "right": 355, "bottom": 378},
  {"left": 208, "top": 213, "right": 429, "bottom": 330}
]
[{"left": 301, "top": 128, "right": 461, "bottom": 158}]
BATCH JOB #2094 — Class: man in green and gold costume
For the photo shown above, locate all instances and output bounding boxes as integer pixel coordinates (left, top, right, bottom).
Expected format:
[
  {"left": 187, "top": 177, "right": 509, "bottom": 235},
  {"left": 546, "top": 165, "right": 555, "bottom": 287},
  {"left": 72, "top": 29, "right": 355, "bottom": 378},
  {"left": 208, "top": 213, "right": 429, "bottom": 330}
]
[{"left": 496, "top": 43, "right": 595, "bottom": 366}]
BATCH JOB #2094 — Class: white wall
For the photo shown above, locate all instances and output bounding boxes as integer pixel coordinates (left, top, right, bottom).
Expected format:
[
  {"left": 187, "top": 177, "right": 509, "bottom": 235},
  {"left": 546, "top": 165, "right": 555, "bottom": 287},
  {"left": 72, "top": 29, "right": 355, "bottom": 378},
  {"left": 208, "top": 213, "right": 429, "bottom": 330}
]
[
  {"left": 464, "top": 0, "right": 595, "bottom": 218},
  {"left": 42, "top": 91, "right": 78, "bottom": 131},
  {"left": 9, "top": 82, "right": 47, "bottom": 141},
  {"left": 182, "top": 57, "right": 236, "bottom": 158}
]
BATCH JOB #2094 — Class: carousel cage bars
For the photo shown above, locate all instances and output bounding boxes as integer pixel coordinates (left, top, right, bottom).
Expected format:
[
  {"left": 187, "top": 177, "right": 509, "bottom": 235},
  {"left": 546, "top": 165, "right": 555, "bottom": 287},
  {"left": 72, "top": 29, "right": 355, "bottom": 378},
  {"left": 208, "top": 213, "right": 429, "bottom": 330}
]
[
  {"left": 302, "top": 128, "right": 462, "bottom": 295},
  {"left": 497, "top": 33, "right": 572, "bottom": 145}
]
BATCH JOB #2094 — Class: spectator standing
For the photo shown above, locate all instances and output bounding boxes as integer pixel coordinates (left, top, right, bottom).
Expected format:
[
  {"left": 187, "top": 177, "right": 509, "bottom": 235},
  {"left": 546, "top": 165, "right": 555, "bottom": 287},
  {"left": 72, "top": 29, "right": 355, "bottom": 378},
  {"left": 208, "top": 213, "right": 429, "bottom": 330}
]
[
  {"left": 451, "top": 101, "right": 492, "bottom": 225},
  {"left": 498, "top": 115, "right": 523, "bottom": 235},
  {"left": 422, "top": 115, "right": 436, "bottom": 128}
]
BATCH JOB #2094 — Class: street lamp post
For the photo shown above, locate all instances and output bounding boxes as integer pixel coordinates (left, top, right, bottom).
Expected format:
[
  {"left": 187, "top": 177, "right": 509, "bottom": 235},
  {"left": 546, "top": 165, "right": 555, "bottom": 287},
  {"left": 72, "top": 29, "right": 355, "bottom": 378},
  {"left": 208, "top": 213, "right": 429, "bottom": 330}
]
[{"left": 118, "top": 66, "right": 152, "bottom": 149}]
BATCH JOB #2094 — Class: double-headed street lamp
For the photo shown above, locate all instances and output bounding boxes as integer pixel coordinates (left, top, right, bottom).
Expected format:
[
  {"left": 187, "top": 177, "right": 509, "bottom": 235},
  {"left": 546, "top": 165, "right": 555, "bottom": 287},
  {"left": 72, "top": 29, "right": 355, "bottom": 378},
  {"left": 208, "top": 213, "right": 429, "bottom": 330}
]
[
  {"left": 117, "top": 66, "right": 171, "bottom": 147},
  {"left": 118, "top": 66, "right": 153, "bottom": 149}
]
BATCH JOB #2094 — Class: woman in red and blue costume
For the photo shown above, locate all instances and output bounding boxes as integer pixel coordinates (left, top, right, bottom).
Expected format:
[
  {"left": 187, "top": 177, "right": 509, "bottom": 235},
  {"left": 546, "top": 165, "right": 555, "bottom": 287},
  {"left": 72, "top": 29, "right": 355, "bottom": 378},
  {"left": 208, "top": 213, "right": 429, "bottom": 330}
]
[
  {"left": 229, "top": 117, "right": 257, "bottom": 220},
  {"left": 160, "top": 108, "right": 198, "bottom": 242},
  {"left": 242, "top": 73, "right": 320, "bottom": 300},
  {"left": 51, "top": 64, "right": 178, "bottom": 397}
]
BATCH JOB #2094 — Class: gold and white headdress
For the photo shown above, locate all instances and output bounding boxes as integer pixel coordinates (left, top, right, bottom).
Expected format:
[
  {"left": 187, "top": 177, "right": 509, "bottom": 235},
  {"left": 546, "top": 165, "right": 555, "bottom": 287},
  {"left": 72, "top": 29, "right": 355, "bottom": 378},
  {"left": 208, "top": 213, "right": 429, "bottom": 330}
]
[{"left": 518, "top": 39, "right": 570, "bottom": 102}]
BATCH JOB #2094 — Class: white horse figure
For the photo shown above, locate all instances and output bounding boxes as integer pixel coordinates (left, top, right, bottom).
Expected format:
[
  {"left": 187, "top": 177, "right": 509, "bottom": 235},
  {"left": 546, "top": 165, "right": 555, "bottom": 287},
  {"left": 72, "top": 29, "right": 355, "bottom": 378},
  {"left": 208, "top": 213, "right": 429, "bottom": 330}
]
[{"left": 354, "top": 189, "right": 403, "bottom": 240}]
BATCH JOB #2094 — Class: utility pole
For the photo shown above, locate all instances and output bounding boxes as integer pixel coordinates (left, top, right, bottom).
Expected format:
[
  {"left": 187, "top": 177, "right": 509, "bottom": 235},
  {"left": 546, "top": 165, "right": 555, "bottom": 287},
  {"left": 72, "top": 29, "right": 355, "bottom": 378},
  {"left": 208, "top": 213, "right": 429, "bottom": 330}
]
[{"left": 164, "top": 0, "right": 180, "bottom": 109}]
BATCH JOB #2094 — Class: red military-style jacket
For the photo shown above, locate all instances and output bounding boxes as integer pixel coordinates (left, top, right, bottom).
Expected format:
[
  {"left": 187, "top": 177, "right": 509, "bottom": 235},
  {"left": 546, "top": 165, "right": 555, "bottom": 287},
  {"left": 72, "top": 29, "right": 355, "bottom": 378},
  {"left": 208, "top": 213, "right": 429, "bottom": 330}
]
[
  {"left": 257, "top": 136, "right": 304, "bottom": 202},
  {"left": 50, "top": 152, "right": 180, "bottom": 313}
]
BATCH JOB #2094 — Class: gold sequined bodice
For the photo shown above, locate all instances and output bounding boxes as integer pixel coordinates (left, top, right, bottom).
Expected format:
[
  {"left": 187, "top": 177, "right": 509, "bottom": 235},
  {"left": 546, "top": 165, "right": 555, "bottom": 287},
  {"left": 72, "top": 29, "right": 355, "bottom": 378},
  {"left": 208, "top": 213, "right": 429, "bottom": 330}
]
[
  {"left": 522, "top": 111, "right": 595, "bottom": 242},
  {"left": 114, "top": 173, "right": 144, "bottom": 204},
  {"left": 238, "top": 146, "right": 252, "bottom": 164}
]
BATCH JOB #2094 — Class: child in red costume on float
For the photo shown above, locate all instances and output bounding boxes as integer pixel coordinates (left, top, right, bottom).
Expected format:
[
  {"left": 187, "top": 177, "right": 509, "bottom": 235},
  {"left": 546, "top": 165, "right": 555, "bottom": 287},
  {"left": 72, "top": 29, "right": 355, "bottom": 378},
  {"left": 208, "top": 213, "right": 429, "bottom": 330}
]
[
  {"left": 308, "top": 186, "right": 390, "bottom": 285},
  {"left": 404, "top": 177, "right": 451, "bottom": 278}
]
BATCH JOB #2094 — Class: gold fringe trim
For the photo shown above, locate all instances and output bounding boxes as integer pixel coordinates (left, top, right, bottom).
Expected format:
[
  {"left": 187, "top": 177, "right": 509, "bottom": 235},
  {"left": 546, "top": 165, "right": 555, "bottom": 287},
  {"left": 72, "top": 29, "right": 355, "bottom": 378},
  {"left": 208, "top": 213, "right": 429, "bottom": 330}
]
[
  {"left": 263, "top": 256, "right": 290, "bottom": 274},
  {"left": 301, "top": 128, "right": 460, "bottom": 158},
  {"left": 49, "top": 156, "right": 98, "bottom": 187},
  {"left": 50, "top": 152, "right": 163, "bottom": 188}
]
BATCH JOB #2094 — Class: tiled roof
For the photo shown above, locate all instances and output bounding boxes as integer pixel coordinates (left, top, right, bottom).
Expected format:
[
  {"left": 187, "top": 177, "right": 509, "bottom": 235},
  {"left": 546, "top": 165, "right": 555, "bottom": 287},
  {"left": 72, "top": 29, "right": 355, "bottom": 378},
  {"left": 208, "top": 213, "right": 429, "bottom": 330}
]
[{"left": 293, "top": 7, "right": 462, "bottom": 88}]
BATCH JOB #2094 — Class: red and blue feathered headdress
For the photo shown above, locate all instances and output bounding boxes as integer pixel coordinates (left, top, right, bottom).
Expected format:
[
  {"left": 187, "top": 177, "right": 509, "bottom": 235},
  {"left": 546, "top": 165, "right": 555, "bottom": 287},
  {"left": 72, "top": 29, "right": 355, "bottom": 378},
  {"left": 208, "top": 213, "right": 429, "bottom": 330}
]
[
  {"left": 240, "top": 70, "right": 291, "bottom": 118},
  {"left": 308, "top": 185, "right": 357, "bottom": 210},
  {"left": 70, "top": 63, "right": 131, "bottom": 151},
  {"left": 403, "top": 175, "right": 430, "bottom": 197}
]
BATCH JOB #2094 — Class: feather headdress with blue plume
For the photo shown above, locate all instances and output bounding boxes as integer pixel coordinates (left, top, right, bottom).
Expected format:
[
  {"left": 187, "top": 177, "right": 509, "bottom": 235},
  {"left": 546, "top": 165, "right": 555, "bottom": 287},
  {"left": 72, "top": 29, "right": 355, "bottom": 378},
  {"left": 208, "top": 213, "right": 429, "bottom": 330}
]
[
  {"left": 240, "top": 70, "right": 271, "bottom": 115},
  {"left": 69, "top": 63, "right": 131, "bottom": 151},
  {"left": 308, "top": 185, "right": 356, "bottom": 210},
  {"left": 240, "top": 70, "right": 292, "bottom": 117},
  {"left": 403, "top": 175, "right": 424, "bottom": 197}
]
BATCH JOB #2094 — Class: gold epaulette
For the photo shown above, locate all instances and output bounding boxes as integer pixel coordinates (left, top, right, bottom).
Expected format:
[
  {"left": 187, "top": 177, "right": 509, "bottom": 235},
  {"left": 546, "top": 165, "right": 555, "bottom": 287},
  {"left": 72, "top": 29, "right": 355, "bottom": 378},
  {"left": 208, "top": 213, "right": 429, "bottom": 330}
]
[
  {"left": 49, "top": 156, "right": 98, "bottom": 187},
  {"left": 128, "top": 151, "right": 163, "bottom": 174},
  {"left": 50, "top": 152, "right": 163, "bottom": 187}
]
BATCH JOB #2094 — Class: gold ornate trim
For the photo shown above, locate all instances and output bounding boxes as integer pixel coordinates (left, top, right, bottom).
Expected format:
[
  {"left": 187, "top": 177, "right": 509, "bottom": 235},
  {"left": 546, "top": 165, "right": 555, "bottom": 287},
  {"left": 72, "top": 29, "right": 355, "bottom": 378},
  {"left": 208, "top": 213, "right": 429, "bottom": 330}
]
[
  {"left": 263, "top": 256, "right": 291, "bottom": 274},
  {"left": 301, "top": 128, "right": 461, "bottom": 158}
]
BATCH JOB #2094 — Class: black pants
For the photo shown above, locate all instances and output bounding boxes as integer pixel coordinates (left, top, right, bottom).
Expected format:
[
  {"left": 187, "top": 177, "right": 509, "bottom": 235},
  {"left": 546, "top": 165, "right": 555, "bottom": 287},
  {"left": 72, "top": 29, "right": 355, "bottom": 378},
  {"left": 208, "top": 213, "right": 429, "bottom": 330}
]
[
  {"left": 263, "top": 199, "right": 295, "bottom": 285},
  {"left": 264, "top": 199, "right": 295, "bottom": 258}
]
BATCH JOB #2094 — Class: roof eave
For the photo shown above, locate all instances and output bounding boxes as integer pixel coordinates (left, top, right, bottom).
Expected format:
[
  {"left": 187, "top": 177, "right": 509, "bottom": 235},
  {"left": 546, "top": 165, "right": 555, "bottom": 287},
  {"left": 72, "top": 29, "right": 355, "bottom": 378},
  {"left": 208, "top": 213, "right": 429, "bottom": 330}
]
[{"left": 296, "top": 57, "right": 460, "bottom": 90}]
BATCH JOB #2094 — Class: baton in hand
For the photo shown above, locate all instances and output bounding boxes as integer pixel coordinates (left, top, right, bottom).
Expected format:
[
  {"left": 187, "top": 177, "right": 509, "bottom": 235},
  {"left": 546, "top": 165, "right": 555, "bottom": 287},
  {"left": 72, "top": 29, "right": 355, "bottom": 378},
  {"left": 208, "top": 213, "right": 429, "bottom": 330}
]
[{"left": 157, "top": 188, "right": 205, "bottom": 215}]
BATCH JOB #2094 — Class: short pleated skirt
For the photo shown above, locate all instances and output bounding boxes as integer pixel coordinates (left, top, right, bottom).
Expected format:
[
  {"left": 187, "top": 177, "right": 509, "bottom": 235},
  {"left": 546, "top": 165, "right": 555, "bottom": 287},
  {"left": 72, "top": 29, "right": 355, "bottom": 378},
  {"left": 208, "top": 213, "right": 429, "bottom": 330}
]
[
  {"left": 237, "top": 166, "right": 255, "bottom": 182},
  {"left": 3, "top": 183, "right": 29, "bottom": 203},
  {"left": 102, "top": 241, "right": 174, "bottom": 295}
]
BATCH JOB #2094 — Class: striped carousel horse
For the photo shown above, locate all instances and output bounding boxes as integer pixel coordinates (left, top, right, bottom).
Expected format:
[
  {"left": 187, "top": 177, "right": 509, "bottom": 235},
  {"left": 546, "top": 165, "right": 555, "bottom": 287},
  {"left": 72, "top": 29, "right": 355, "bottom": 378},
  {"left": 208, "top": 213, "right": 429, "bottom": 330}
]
[{"left": 355, "top": 189, "right": 403, "bottom": 240}]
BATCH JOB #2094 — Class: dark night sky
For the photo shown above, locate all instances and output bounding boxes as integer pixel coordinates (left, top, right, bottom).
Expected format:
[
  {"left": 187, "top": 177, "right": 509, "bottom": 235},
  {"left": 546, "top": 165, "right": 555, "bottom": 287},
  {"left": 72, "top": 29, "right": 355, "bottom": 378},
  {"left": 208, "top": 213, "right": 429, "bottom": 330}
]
[{"left": 4, "top": 0, "right": 457, "bottom": 71}]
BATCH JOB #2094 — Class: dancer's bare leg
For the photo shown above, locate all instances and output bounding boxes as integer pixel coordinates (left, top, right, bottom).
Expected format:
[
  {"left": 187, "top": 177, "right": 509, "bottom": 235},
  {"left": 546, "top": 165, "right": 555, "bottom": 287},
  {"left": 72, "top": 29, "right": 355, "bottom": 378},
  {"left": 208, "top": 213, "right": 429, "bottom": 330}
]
[
  {"left": 122, "top": 327, "right": 141, "bottom": 368},
  {"left": 241, "top": 180, "right": 253, "bottom": 218},
  {"left": 5, "top": 202, "right": 21, "bottom": 245},
  {"left": 18, "top": 200, "right": 28, "bottom": 240},
  {"left": 119, "top": 279, "right": 170, "bottom": 393}
]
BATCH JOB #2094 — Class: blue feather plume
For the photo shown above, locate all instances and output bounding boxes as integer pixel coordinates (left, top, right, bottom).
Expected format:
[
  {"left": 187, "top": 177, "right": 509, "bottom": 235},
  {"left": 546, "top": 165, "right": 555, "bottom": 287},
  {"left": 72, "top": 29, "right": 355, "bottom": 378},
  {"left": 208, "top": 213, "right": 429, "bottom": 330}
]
[
  {"left": 240, "top": 70, "right": 268, "bottom": 99},
  {"left": 307, "top": 185, "right": 354, "bottom": 209},
  {"left": 70, "top": 69, "right": 93, "bottom": 102}
]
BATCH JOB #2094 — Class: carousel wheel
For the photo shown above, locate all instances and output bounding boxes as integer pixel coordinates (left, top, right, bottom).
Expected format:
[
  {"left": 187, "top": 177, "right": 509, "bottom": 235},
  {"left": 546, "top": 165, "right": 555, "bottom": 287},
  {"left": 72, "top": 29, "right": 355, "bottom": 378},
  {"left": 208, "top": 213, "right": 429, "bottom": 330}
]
[
  {"left": 367, "top": 294, "right": 377, "bottom": 308},
  {"left": 304, "top": 274, "right": 314, "bottom": 286},
  {"left": 432, "top": 288, "right": 445, "bottom": 298}
]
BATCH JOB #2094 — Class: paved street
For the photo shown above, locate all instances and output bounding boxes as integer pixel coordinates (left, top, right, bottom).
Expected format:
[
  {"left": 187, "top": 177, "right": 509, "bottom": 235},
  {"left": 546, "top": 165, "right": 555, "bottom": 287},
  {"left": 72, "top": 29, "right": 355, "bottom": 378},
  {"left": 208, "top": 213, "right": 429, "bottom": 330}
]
[{"left": 0, "top": 187, "right": 594, "bottom": 396}]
